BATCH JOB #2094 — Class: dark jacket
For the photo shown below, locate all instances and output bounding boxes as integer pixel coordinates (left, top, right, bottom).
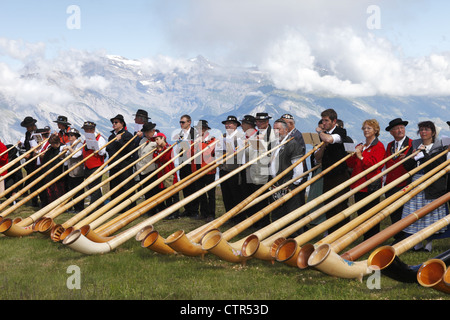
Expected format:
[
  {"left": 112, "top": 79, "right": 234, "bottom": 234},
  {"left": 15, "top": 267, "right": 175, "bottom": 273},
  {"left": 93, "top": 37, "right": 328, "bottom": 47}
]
[
  {"left": 403, "top": 139, "right": 448, "bottom": 199},
  {"left": 106, "top": 128, "right": 136, "bottom": 170}
]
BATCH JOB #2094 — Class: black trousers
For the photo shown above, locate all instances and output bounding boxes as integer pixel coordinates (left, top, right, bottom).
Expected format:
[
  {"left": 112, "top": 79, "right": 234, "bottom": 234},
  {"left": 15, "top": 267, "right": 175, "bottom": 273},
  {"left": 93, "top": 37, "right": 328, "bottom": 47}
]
[
  {"left": 109, "top": 166, "right": 136, "bottom": 212},
  {"left": 219, "top": 169, "right": 244, "bottom": 213},
  {"left": 68, "top": 175, "right": 85, "bottom": 211},
  {"left": 179, "top": 164, "right": 199, "bottom": 216},
  {"left": 196, "top": 173, "right": 216, "bottom": 219},
  {"left": 84, "top": 167, "right": 103, "bottom": 207}
]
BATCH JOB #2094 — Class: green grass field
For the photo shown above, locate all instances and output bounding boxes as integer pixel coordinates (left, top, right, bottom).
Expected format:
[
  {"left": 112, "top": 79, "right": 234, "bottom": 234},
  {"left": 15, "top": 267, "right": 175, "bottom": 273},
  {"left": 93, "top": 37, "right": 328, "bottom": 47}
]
[{"left": 0, "top": 188, "right": 449, "bottom": 302}]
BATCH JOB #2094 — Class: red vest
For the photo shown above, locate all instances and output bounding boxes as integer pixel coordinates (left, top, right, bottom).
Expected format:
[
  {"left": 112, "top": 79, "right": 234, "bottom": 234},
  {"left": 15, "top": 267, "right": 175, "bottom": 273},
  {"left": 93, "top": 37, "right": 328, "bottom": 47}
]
[
  {"left": 384, "top": 138, "right": 413, "bottom": 187},
  {"left": 82, "top": 134, "right": 105, "bottom": 170}
]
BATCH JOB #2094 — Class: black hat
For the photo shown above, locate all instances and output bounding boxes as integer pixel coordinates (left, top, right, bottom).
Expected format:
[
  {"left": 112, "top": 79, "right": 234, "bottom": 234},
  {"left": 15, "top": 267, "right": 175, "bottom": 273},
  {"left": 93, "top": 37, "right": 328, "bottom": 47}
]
[
  {"left": 255, "top": 112, "right": 272, "bottom": 120},
  {"left": 142, "top": 122, "right": 156, "bottom": 132},
  {"left": 110, "top": 114, "right": 126, "bottom": 127},
  {"left": 36, "top": 126, "right": 51, "bottom": 135},
  {"left": 385, "top": 118, "right": 408, "bottom": 131},
  {"left": 133, "top": 109, "right": 150, "bottom": 120},
  {"left": 447, "top": 121, "right": 450, "bottom": 127},
  {"left": 240, "top": 115, "right": 256, "bottom": 126},
  {"left": 222, "top": 115, "right": 241, "bottom": 126},
  {"left": 54, "top": 115, "right": 71, "bottom": 126},
  {"left": 195, "top": 120, "right": 211, "bottom": 130},
  {"left": 20, "top": 116, "right": 37, "bottom": 127},
  {"left": 67, "top": 128, "right": 81, "bottom": 138},
  {"left": 82, "top": 121, "right": 96, "bottom": 129}
]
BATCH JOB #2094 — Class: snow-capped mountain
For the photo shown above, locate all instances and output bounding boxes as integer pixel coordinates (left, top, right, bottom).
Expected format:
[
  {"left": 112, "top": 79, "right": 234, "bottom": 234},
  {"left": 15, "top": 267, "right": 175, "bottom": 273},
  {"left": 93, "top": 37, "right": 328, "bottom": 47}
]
[{"left": 1, "top": 53, "right": 449, "bottom": 147}]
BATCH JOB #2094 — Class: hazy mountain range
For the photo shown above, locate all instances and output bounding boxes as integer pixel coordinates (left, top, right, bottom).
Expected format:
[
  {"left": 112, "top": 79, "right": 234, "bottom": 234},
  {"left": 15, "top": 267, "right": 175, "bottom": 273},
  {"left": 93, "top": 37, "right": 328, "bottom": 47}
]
[{"left": 1, "top": 53, "right": 449, "bottom": 147}]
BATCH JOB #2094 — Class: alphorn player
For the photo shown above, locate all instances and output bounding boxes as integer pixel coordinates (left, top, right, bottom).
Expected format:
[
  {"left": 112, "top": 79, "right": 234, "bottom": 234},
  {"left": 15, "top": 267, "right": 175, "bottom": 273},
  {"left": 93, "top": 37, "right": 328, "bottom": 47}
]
[
  {"left": 0, "top": 140, "right": 7, "bottom": 193},
  {"left": 314, "top": 108, "right": 351, "bottom": 235},
  {"left": 174, "top": 114, "right": 199, "bottom": 218},
  {"left": 269, "top": 118, "right": 306, "bottom": 232},
  {"left": 65, "top": 128, "right": 85, "bottom": 213},
  {"left": 383, "top": 118, "right": 413, "bottom": 243},
  {"left": 400, "top": 121, "right": 449, "bottom": 252},
  {"left": 82, "top": 121, "right": 107, "bottom": 206},
  {"left": 106, "top": 114, "right": 136, "bottom": 212},
  {"left": 40, "top": 133, "right": 66, "bottom": 204},
  {"left": 346, "top": 119, "right": 385, "bottom": 240}
]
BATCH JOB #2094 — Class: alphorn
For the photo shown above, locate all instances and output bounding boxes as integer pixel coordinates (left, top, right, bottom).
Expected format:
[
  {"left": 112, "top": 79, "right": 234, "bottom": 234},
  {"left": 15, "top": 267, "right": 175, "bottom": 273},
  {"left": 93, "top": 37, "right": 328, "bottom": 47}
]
[
  {"left": 77, "top": 140, "right": 219, "bottom": 240},
  {"left": 0, "top": 138, "right": 48, "bottom": 175},
  {"left": 35, "top": 141, "right": 159, "bottom": 235},
  {"left": 46, "top": 143, "right": 177, "bottom": 240},
  {"left": 417, "top": 249, "right": 450, "bottom": 294},
  {"left": 367, "top": 212, "right": 450, "bottom": 284},
  {"left": 239, "top": 146, "right": 411, "bottom": 264},
  {"left": 0, "top": 146, "right": 50, "bottom": 184},
  {"left": 160, "top": 138, "right": 314, "bottom": 258},
  {"left": 62, "top": 138, "right": 290, "bottom": 254},
  {"left": 274, "top": 149, "right": 446, "bottom": 268},
  {"left": 0, "top": 138, "right": 74, "bottom": 200},
  {"left": 305, "top": 163, "right": 450, "bottom": 281},
  {"left": 0, "top": 135, "right": 141, "bottom": 236},
  {"left": 0, "top": 139, "right": 83, "bottom": 214},
  {"left": 64, "top": 139, "right": 223, "bottom": 245}
]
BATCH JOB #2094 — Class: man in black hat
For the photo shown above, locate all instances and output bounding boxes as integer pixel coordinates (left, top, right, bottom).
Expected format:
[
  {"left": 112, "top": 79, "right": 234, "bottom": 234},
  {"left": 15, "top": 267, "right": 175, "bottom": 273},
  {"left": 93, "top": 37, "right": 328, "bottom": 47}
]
[
  {"left": 106, "top": 114, "right": 137, "bottom": 210},
  {"left": 383, "top": 118, "right": 413, "bottom": 243},
  {"left": 218, "top": 115, "right": 246, "bottom": 213},
  {"left": 53, "top": 115, "right": 72, "bottom": 145}
]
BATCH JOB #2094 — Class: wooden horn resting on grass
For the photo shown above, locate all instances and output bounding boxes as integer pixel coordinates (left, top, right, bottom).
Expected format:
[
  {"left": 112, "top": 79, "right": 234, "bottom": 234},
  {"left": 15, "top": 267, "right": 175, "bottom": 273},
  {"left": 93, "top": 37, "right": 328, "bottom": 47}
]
[
  {"left": 62, "top": 138, "right": 289, "bottom": 255},
  {"left": 274, "top": 149, "right": 447, "bottom": 269},
  {"left": 0, "top": 138, "right": 48, "bottom": 175},
  {"left": 74, "top": 140, "right": 220, "bottom": 244},
  {"left": 161, "top": 138, "right": 317, "bottom": 258},
  {"left": 48, "top": 142, "right": 177, "bottom": 241},
  {"left": 201, "top": 163, "right": 319, "bottom": 264},
  {"left": 367, "top": 212, "right": 450, "bottom": 284},
  {"left": 0, "top": 135, "right": 138, "bottom": 236},
  {"left": 36, "top": 141, "right": 160, "bottom": 236},
  {"left": 304, "top": 163, "right": 450, "bottom": 282},
  {"left": 417, "top": 249, "right": 450, "bottom": 294},
  {"left": 240, "top": 146, "right": 411, "bottom": 264}
]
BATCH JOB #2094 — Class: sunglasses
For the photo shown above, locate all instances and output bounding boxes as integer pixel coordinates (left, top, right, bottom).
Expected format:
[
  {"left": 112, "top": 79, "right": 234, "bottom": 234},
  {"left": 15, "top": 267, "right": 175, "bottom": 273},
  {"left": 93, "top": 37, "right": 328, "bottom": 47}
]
[
  {"left": 179, "top": 121, "right": 187, "bottom": 124},
  {"left": 281, "top": 114, "right": 294, "bottom": 119}
]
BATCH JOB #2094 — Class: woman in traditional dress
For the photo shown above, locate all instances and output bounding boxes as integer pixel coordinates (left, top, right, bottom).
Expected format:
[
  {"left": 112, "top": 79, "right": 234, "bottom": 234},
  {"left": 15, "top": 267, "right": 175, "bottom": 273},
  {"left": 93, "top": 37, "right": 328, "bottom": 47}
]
[
  {"left": 346, "top": 119, "right": 385, "bottom": 240},
  {"left": 401, "top": 121, "right": 449, "bottom": 252}
]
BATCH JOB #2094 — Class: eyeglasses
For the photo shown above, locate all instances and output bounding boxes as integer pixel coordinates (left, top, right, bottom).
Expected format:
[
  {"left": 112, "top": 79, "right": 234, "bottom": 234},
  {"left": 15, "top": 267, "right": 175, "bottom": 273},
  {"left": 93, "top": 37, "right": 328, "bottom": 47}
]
[
  {"left": 179, "top": 121, "right": 186, "bottom": 124},
  {"left": 281, "top": 114, "right": 294, "bottom": 119}
]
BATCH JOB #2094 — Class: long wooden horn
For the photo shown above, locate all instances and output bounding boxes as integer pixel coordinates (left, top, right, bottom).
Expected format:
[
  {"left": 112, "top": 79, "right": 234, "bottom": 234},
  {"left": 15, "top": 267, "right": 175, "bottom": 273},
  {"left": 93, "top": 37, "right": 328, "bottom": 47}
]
[
  {"left": 62, "top": 138, "right": 290, "bottom": 255},
  {"left": 37, "top": 142, "right": 159, "bottom": 234},
  {"left": 273, "top": 149, "right": 447, "bottom": 268},
  {"left": 0, "top": 139, "right": 83, "bottom": 214},
  {"left": 0, "top": 136, "right": 143, "bottom": 235},
  {"left": 239, "top": 146, "right": 411, "bottom": 264},
  {"left": 0, "top": 138, "right": 48, "bottom": 175},
  {"left": 48, "top": 142, "right": 178, "bottom": 241},
  {"left": 163, "top": 138, "right": 312, "bottom": 257},
  {"left": 71, "top": 140, "right": 221, "bottom": 244},
  {"left": 305, "top": 165, "right": 450, "bottom": 281}
]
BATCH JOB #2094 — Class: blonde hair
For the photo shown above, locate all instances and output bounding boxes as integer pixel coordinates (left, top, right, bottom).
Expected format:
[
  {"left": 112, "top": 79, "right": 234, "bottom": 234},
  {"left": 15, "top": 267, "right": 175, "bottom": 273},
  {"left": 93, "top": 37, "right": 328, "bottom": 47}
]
[{"left": 362, "top": 119, "right": 380, "bottom": 137}]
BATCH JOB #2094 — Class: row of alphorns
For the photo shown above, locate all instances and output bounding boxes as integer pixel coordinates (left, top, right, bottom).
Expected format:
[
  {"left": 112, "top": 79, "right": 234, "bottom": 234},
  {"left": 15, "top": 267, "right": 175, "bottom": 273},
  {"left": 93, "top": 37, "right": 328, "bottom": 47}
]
[{"left": 0, "top": 133, "right": 449, "bottom": 295}]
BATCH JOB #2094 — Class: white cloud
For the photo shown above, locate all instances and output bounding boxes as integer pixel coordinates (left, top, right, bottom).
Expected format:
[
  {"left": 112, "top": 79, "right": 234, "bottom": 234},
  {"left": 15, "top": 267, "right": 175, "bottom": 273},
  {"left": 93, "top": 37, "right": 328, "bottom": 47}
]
[{"left": 0, "top": 38, "right": 46, "bottom": 61}]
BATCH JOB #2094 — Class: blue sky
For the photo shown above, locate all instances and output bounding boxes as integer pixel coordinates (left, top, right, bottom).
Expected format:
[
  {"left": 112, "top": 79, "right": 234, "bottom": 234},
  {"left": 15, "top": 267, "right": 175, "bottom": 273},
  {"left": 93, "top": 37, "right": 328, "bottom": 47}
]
[
  {"left": 1, "top": 0, "right": 450, "bottom": 63},
  {"left": 1, "top": 1, "right": 450, "bottom": 97}
]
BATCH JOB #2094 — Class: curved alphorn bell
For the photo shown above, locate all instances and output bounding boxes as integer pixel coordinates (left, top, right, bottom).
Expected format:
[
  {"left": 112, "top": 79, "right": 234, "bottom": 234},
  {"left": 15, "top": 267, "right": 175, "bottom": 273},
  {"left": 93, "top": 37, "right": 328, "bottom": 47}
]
[
  {"left": 62, "top": 138, "right": 289, "bottom": 255},
  {"left": 0, "top": 135, "right": 139, "bottom": 236},
  {"left": 304, "top": 164, "right": 450, "bottom": 281},
  {"left": 275, "top": 150, "right": 447, "bottom": 268},
  {"left": 241, "top": 146, "right": 411, "bottom": 264},
  {"left": 417, "top": 250, "right": 450, "bottom": 294}
]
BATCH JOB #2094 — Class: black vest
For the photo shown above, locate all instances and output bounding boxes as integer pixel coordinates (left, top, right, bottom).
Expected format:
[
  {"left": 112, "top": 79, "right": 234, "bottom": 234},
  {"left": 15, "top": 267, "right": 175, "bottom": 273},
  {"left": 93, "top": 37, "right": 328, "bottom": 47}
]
[{"left": 321, "top": 126, "right": 349, "bottom": 175}]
